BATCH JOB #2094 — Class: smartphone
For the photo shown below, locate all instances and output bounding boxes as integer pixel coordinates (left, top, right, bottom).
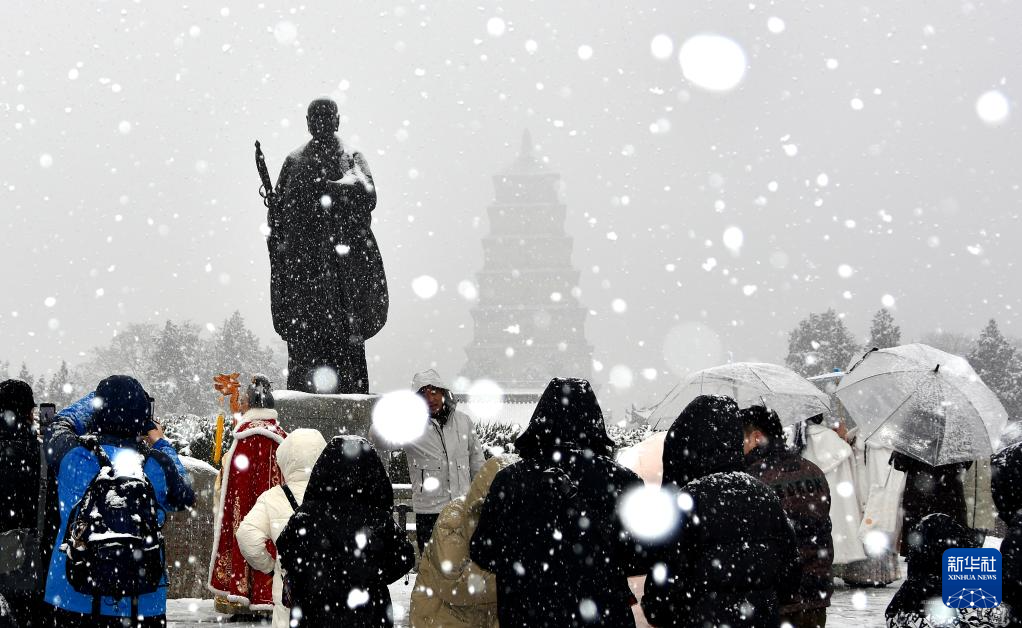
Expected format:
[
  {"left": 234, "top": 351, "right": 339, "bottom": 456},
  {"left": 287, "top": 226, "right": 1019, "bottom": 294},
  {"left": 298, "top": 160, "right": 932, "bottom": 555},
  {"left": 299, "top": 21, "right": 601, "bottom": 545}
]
[
  {"left": 39, "top": 403, "right": 56, "bottom": 426},
  {"left": 147, "top": 395, "right": 156, "bottom": 420}
]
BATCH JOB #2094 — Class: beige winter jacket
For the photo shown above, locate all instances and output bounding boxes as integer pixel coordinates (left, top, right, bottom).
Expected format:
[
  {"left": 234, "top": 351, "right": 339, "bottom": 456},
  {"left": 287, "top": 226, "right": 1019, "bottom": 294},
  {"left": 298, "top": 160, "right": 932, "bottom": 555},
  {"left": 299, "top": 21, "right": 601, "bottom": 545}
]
[
  {"left": 409, "top": 455, "right": 519, "bottom": 628},
  {"left": 236, "top": 429, "right": 327, "bottom": 628}
]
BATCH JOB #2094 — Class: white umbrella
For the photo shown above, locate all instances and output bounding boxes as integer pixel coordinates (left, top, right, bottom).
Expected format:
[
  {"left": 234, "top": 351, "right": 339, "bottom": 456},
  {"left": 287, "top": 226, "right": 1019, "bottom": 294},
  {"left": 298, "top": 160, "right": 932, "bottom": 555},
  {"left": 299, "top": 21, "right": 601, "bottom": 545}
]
[
  {"left": 649, "top": 362, "right": 832, "bottom": 428},
  {"left": 835, "top": 344, "right": 1008, "bottom": 466}
]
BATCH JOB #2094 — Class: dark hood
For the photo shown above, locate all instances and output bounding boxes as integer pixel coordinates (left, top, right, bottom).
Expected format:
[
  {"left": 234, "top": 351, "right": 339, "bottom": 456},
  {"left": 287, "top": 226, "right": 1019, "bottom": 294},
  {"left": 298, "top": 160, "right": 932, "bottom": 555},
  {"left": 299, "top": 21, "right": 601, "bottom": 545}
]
[
  {"left": 302, "top": 435, "right": 393, "bottom": 511},
  {"left": 93, "top": 375, "right": 151, "bottom": 437},
  {"left": 888, "top": 513, "right": 983, "bottom": 620},
  {"left": 662, "top": 395, "right": 743, "bottom": 489},
  {"left": 905, "top": 513, "right": 982, "bottom": 582},
  {"left": 992, "top": 440, "right": 1022, "bottom": 525},
  {"left": 513, "top": 378, "right": 615, "bottom": 460}
]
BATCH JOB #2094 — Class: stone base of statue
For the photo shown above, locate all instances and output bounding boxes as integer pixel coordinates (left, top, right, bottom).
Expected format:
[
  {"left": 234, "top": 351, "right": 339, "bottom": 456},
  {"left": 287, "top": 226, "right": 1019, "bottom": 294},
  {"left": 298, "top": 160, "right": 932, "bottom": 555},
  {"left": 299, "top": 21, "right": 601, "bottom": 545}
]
[
  {"left": 166, "top": 456, "right": 218, "bottom": 599},
  {"left": 272, "top": 390, "right": 379, "bottom": 438}
]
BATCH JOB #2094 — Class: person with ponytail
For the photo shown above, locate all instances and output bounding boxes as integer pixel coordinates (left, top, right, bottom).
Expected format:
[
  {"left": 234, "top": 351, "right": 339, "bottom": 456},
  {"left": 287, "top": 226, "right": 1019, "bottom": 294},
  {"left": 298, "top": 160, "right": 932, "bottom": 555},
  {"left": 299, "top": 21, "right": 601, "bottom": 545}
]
[{"left": 208, "top": 375, "right": 288, "bottom": 616}]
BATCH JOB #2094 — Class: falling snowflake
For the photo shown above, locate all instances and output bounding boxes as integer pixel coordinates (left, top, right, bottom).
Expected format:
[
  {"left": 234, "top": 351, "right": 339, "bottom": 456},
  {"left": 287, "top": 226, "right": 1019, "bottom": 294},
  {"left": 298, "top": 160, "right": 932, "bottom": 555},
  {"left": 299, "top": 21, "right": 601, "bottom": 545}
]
[
  {"left": 678, "top": 34, "right": 747, "bottom": 92},
  {"left": 372, "top": 390, "right": 428, "bottom": 445}
]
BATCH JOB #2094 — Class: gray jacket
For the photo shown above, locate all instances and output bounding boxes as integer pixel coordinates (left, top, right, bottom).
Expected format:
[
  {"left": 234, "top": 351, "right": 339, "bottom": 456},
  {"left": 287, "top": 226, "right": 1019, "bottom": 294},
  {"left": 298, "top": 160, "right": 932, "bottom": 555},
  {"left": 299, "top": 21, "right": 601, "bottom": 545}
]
[{"left": 401, "top": 409, "right": 485, "bottom": 514}]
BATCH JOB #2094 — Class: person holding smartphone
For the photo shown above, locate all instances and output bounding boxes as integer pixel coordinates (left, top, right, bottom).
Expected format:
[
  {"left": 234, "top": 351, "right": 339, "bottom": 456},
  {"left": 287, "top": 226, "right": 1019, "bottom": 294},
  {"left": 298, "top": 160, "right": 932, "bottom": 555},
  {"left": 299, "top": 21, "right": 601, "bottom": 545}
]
[{"left": 0, "top": 379, "right": 44, "bottom": 627}]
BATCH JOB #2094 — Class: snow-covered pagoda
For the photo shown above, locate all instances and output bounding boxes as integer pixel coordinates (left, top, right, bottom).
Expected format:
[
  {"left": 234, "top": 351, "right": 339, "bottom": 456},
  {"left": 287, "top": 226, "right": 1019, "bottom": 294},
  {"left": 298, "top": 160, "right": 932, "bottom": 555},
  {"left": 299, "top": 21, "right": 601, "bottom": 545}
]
[{"left": 459, "top": 131, "right": 594, "bottom": 412}]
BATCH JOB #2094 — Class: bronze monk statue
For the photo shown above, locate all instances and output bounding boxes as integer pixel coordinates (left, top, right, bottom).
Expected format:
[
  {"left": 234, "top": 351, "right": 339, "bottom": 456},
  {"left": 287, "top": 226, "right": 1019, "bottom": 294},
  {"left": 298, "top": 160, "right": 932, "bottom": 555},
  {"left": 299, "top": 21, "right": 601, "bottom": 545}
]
[{"left": 256, "top": 98, "right": 388, "bottom": 394}]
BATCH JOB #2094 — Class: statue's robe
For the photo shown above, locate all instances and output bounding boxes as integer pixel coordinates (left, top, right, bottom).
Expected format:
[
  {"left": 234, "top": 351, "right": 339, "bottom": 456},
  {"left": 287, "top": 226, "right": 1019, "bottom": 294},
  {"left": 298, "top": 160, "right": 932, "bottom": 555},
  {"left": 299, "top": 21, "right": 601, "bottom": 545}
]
[{"left": 267, "top": 134, "right": 388, "bottom": 393}]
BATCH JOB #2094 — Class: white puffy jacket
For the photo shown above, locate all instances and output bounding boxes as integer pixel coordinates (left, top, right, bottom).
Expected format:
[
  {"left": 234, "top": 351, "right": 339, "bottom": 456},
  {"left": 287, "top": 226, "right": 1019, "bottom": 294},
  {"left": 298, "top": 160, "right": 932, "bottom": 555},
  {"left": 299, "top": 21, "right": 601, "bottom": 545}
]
[
  {"left": 374, "top": 369, "right": 485, "bottom": 514},
  {"left": 236, "top": 428, "right": 327, "bottom": 628},
  {"left": 405, "top": 409, "right": 485, "bottom": 514}
]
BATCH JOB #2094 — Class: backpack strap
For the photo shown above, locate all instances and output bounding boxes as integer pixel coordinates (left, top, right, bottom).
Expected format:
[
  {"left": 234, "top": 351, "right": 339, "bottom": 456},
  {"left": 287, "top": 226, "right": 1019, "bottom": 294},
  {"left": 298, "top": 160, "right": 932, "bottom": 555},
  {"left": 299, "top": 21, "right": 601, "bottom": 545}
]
[
  {"left": 281, "top": 485, "right": 299, "bottom": 512},
  {"left": 79, "top": 435, "right": 114, "bottom": 469}
]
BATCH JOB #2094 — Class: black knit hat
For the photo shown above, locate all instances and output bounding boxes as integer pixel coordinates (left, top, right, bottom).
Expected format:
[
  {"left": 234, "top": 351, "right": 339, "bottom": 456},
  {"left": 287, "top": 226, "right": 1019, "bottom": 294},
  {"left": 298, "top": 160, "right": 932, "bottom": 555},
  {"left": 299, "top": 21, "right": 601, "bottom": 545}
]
[
  {"left": 0, "top": 379, "right": 35, "bottom": 416},
  {"left": 93, "top": 375, "right": 152, "bottom": 437}
]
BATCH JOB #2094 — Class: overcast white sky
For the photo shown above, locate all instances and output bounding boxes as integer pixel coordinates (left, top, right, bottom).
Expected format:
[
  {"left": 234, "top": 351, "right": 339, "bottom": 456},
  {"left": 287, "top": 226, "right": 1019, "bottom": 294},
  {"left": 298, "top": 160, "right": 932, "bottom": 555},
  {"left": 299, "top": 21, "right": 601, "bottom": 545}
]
[{"left": 2, "top": 1, "right": 1019, "bottom": 411}]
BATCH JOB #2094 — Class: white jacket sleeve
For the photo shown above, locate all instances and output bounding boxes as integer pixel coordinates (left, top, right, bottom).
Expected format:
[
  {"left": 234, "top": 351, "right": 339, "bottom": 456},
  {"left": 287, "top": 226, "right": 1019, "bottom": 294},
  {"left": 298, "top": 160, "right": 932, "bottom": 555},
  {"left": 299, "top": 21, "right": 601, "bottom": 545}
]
[{"left": 237, "top": 496, "right": 276, "bottom": 575}]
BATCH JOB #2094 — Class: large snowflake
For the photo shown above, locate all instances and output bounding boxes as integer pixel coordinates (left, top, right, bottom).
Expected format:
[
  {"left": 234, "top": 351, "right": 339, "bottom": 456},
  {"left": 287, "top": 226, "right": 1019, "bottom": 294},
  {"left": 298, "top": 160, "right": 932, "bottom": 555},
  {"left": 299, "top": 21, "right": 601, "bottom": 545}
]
[{"left": 945, "top": 588, "right": 999, "bottom": 608}]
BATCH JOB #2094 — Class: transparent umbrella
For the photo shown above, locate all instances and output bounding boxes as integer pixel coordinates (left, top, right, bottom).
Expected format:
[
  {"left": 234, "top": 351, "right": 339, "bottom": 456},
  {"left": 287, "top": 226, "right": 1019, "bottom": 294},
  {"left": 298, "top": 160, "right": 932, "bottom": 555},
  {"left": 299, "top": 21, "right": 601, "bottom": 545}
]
[
  {"left": 835, "top": 344, "right": 1008, "bottom": 466},
  {"left": 649, "top": 362, "right": 831, "bottom": 428}
]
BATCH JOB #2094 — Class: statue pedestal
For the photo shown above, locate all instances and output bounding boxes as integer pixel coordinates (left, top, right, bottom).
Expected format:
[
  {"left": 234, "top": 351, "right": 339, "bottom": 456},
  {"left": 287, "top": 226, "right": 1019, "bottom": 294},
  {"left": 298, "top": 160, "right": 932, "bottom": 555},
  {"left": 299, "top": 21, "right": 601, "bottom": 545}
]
[
  {"left": 166, "top": 456, "right": 218, "bottom": 599},
  {"left": 272, "top": 390, "right": 380, "bottom": 438}
]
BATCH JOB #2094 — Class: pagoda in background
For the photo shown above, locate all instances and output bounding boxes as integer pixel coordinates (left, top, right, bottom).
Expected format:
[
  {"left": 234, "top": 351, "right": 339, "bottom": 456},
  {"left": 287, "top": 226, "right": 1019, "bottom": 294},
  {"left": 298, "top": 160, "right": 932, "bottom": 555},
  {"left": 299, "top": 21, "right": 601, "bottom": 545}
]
[{"left": 460, "top": 132, "right": 594, "bottom": 396}]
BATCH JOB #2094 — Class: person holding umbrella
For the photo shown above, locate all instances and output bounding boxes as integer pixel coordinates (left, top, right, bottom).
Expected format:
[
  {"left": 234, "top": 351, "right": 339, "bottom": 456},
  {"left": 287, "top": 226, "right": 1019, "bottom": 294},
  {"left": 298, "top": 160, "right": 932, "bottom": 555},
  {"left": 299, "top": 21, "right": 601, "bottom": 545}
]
[
  {"left": 884, "top": 514, "right": 1000, "bottom": 628},
  {"left": 890, "top": 434, "right": 971, "bottom": 556},
  {"left": 836, "top": 344, "right": 1009, "bottom": 556}
]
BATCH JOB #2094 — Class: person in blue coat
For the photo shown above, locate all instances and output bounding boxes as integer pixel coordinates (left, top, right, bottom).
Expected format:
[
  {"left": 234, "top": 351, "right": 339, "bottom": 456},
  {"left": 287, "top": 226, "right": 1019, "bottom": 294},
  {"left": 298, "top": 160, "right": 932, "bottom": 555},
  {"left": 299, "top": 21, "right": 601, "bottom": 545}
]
[{"left": 42, "top": 375, "right": 193, "bottom": 628}]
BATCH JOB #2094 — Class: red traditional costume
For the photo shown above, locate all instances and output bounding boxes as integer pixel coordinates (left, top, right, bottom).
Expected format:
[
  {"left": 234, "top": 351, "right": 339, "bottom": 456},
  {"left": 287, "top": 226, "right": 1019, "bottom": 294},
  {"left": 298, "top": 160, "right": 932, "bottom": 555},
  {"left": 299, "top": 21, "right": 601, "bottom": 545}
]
[{"left": 207, "top": 407, "right": 288, "bottom": 609}]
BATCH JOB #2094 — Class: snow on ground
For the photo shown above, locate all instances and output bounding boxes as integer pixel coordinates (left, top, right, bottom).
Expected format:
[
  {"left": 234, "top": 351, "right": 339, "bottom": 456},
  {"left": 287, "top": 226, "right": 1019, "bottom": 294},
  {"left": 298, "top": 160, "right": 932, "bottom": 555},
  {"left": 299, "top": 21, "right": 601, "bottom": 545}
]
[{"left": 167, "top": 575, "right": 898, "bottom": 627}]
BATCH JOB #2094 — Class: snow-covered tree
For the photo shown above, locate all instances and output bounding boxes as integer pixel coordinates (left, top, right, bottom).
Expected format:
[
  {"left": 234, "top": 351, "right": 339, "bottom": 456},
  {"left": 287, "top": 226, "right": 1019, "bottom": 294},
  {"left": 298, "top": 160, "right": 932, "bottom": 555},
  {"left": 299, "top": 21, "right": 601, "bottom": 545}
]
[
  {"left": 918, "top": 330, "right": 975, "bottom": 357},
  {"left": 867, "top": 308, "right": 901, "bottom": 350},
  {"left": 211, "top": 311, "right": 277, "bottom": 381},
  {"left": 50, "top": 360, "right": 75, "bottom": 408},
  {"left": 17, "top": 362, "right": 34, "bottom": 389},
  {"left": 968, "top": 319, "right": 1022, "bottom": 420},
  {"left": 33, "top": 374, "right": 49, "bottom": 403},
  {"left": 27, "top": 314, "right": 282, "bottom": 422},
  {"left": 150, "top": 320, "right": 208, "bottom": 416},
  {"left": 83, "top": 323, "right": 162, "bottom": 388},
  {"left": 785, "top": 309, "right": 859, "bottom": 377}
]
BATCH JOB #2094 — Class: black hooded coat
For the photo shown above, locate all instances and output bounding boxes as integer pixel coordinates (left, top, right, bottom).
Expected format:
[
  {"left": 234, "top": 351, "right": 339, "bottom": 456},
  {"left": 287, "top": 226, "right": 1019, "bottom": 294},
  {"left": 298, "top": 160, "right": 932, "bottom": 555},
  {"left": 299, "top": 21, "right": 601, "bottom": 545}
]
[
  {"left": 884, "top": 514, "right": 999, "bottom": 627},
  {"left": 890, "top": 451, "right": 971, "bottom": 557},
  {"left": 469, "top": 378, "right": 647, "bottom": 628},
  {"left": 992, "top": 441, "right": 1022, "bottom": 627},
  {"left": 276, "top": 436, "right": 414, "bottom": 628},
  {"left": 642, "top": 395, "right": 800, "bottom": 628}
]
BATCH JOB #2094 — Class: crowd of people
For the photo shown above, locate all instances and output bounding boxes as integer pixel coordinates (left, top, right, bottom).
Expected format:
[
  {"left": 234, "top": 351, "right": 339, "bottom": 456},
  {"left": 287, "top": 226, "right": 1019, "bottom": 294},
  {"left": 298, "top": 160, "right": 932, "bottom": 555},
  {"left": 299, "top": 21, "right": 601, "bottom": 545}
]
[{"left": 1, "top": 370, "right": 1021, "bottom": 628}]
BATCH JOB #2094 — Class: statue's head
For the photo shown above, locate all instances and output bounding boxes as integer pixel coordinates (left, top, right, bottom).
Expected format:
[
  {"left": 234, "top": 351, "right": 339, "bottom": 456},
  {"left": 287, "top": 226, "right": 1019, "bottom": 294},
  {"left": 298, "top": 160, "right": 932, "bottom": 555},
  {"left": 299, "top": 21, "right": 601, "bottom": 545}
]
[{"left": 307, "top": 98, "right": 339, "bottom": 140}]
